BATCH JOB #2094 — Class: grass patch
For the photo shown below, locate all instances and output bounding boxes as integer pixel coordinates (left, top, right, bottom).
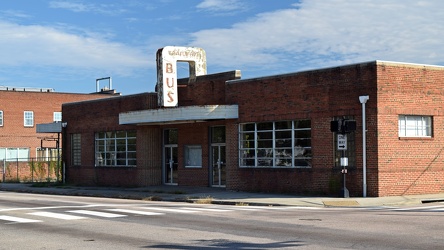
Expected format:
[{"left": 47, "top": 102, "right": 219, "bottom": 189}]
[
  {"left": 235, "top": 202, "right": 249, "bottom": 206},
  {"left": 142, "top": 196, "right": 163, "bottom": 201},
  {"left": 194, "top": 196, "right": 213, "bottom": 204}
]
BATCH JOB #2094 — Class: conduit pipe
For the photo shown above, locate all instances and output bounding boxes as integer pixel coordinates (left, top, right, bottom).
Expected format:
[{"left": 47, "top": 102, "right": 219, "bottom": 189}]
[{"left": 359, "top": 95, "right": 369, "bottom": 197}]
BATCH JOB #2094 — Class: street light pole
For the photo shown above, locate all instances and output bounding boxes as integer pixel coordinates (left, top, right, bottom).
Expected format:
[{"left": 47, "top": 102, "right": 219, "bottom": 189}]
[{"left": 359, "top": 95, "right": 369, "bottom": 197}]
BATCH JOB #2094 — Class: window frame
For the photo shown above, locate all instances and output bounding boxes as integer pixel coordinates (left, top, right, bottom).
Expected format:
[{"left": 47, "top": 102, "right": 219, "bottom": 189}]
[
  {"left": 239, "top": 120, "right": 312, "bottom": 168},
  {"left": 71, "top": 134, "right": 81, "bottom": 166},
  {"left": 53, "top": 112, "right": 62, "bottom": 122},
  {"left": 94, "top": 130, "right": 136, "bottom": 167},
  {"left": 0, "top": 147, "right": 30, "bottom": 161},
  {"left": 0, "top": 110, "right": 3, "bottom": 126},
  {"left": 24, "top": 111, "right": 34, "bottom": 127},
  {"left": 398, "top": 115, "right": 432, "bottom": 138},
  {"left": 184, "top": 145, "right": 202, "bottom": 168}
]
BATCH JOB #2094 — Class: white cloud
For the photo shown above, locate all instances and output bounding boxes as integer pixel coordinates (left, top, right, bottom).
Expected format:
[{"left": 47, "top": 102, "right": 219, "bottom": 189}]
[
  {"left": 49, "top": 1, "right": 90, "bottom": 12},
  {"left": 0, "top": 21, "right": 149, "bottom": 76},
  {"left": 49, "top": 1, "right": 127, "bottom": 15},
  {"left": 196, "top": 0, "right": 245, "bottom": 12},
  {"left": 189, "top": 0, "right": 444, "bottom": 74}
]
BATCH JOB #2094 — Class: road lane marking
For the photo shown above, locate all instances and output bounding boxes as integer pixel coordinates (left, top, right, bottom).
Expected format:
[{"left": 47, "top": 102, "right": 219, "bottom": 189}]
[
  {"left": 179, "top": 207, "right": 232, "bottom": 212},
  {"left": 107, "top": 209, "right": 164, "bottom": 216},
  {"left": 139, "top": 207, "right": 198, "bottom": 213},
  {"left": 67, "top": 210, "right": 127, "bottom": 218},
  {"left": 0, "top": 215, "right": 42, "bottom": 224},
  {"left": 29, "top": 211, "right": 85, "bottom": 220}
]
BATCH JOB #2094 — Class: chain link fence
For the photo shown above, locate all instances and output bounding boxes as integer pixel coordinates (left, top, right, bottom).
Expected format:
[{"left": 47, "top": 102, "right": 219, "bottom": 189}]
[{"left": 0, "top": 157, "right": 62, "bottom": 183}]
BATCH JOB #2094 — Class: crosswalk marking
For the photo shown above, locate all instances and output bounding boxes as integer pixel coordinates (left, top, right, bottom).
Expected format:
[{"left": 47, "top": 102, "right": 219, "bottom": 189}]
[
  {"left": 139, "top": 207, "right": 198, "bottom": 213},
  {"left": 0, "top": 215, "right": 42, "bottom": 223},
  {"left": 1, "top": 203, "right": 442, "bottom": 226},
  {"left": 29, "top": 211, "right": 85, "bottom": 220},
  {"left": 107, "top": 209, "right": 164, "bottom": 216},
  {"left": 67, "top": 210, "right": 127, "bottom": 218}
]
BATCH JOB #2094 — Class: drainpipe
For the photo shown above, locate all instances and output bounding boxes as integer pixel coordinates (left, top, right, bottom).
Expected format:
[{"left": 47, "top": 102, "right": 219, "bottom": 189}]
[{"left": 359, "top": 96, "right": 369, "bottom": 197}]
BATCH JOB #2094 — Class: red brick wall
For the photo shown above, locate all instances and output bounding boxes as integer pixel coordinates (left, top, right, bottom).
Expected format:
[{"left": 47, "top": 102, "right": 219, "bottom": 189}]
[
  {"left": 178, "top": 71, "right": 239, "bottom": 106},
  {"left": 376, "top": 62, "right": 444, "bottom": 196},
  {"left": 0, "top": 90, "right": 117, "bottom": 158},
  {"left": 225, "top": 63, "right": 378, "bottom": 196},
  {"left": 60, "top": 62, "right": 444, "bottom": 197},
  {"left": 63, "top": 93, "right": 159, "bottom": 186}
]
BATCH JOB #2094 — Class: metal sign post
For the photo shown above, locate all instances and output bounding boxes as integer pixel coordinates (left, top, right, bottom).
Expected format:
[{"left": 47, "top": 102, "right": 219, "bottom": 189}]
[{"left": 331, "top": 119, "right": 356, "bottom": 198}]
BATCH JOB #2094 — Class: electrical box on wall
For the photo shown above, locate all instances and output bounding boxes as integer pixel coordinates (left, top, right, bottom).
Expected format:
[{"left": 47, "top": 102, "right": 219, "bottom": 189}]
[{"left": 330, "top": 119, "right": 356, "bottom": 134}]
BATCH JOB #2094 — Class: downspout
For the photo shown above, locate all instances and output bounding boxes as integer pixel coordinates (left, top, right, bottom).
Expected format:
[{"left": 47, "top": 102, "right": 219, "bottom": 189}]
[{"left": 359, "top": 96, "right": 369, "bottom": 197}]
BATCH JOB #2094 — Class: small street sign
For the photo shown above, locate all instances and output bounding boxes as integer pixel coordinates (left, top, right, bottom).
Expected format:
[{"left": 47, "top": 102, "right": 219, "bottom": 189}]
[{"left": 337, "top": 134, "right": 347, "bottom": 150}]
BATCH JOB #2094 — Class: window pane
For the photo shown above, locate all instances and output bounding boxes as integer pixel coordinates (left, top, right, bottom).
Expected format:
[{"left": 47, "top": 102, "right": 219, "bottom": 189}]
[
  {"left": 164, "top": 129, "right": 178, "bottom": 144},
  {"left": 53, "top": 112, "right": 62, "bottom": 122},
  {"left": 399, "top": 115, "right": 432, "bottom": 137},
  {"left": 275, "top": 121, "right": 292, "bottom": 130},
  {"left": 185, "top": 145, "right": 202, "bottom": 167},
  {"left": 94, "top": 130, "right": 136, "bottom": 167},
  {"left": 211, "top": 126, "right": 225, "bottom": 143},
  {"left": 241, "top": 123, "right": 255, "bottom": 131},
  {"left": 257, "top": 122, "right": 273, "bottom": 131},
  {"left": 295, "top": 120, "right": 311, "bottom": 128},
  {"left": 239, "top": 120, "right": 312, "bottom": 168},
  {"left": 24, "top": 111, "right": 33, "bottom": 127}
]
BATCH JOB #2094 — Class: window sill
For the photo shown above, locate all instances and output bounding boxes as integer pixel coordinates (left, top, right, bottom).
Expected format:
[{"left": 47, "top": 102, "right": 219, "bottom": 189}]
[{"left": 399, "top": 137, "right": 433, "bottom": 140}]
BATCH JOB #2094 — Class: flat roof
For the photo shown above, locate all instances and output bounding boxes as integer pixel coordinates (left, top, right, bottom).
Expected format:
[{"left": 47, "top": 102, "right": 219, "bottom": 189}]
[{"left": 227, "top": 60, "right": 444, "bottom": 84}]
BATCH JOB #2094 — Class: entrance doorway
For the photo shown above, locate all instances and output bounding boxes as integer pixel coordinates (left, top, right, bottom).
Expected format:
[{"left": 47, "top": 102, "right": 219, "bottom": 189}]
[
  {"left": 164, "top": 129, "right": 178, "bottom": 185},
  {"left": 210, "top": 126, "right": 226, "bottom": 187},
  {"left": 164, "top": 146, "right": 178, "bottom": 184},
  {"left": 211, "top": 145, "right": 226, "bottom": 187}
]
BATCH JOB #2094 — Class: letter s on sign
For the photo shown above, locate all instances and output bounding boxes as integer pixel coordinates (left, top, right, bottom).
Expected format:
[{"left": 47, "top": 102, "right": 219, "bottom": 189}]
[{"left": 167, "top": 91, "right": 175, "bottom": 103}]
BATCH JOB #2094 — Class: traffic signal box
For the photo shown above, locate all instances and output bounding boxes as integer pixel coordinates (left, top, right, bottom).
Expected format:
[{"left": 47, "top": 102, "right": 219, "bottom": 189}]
[{"left": 330, "top": 119, "right": 356, "bottom": 134}]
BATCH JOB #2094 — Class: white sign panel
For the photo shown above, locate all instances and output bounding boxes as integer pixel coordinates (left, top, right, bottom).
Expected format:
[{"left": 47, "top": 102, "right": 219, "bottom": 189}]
[
  {"left": 156, "top": 46, "right": 207, "bottom": 107},
  {"left": 337, "top": 134, "right": 347, "bottom": 150}
]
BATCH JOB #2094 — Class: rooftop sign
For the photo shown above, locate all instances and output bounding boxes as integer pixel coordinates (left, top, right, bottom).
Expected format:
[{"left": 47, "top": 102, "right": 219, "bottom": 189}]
[{"left": 156, "top": 46, "right": 207, "bottom": 107}]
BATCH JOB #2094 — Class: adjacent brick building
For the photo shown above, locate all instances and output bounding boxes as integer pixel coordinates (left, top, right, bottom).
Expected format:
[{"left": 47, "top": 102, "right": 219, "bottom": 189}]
[
  {"left": 0, "top": 86, "right": 120, "bottom": 181},
  {"left": 62, "top": 60, "right": 444, "bottom": 197}
]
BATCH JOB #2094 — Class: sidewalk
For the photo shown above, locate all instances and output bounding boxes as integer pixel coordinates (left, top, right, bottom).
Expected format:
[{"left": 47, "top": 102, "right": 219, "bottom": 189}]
[{"left": 1, "top": 183, "right": 444, "bottom": 207}]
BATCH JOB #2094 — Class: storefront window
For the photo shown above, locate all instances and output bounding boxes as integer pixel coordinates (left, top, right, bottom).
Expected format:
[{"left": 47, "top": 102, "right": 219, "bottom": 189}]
[
  {"left": 95, "top": 130, "right": 136, "bottom": 167},
  {"left": 239, "top": 120, "right": 311, "bottom": 168}
]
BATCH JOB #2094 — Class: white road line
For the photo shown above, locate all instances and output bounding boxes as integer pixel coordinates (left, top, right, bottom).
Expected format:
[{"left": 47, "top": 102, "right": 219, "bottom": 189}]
[
  {"left": 429, "top": 208, "right": 444, "bottom": 211},
  {"left": 179, "top": 207, "right": 232, "bottom": 212},
  {"left": 0, "top": 215, "right": 42, "bottom": 223},
  {"left": 222, "top": 206, "right": 262, "bottom": 211},
  {"left": 29, "top": 211, "right": 85, "bottom": 220},
  {"left": 67, "top": 210, "right": 127, "bottom": 218},
  {"left": 227, "top": 206, "right": 305, "bottom": 210},
  {"left": 0, "top": 204, "right": 103, "bottom": 212},
  {"left": 393, "top": 205, "right": 444, "bottom": 211},
  {"left": 139, "top": 207, "right": 198, "bottom": 213},
  {"left": 107, "top": 209, "right": 164, "bottom": 216}
]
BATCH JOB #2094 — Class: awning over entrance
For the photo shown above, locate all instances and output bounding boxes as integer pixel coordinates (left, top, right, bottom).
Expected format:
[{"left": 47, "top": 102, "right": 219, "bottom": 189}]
[
  {"left": 36, "top": 122, "right": 62, "bottom": 133},
  {"left": 119, "top": 105, "right": 238, "bottom": 125}
]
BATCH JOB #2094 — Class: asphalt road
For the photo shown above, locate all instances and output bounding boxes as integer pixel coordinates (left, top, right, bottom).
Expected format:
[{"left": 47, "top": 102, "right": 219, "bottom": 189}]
[{"left": 1, "top": 191, "right": 443, "bottom": 249}]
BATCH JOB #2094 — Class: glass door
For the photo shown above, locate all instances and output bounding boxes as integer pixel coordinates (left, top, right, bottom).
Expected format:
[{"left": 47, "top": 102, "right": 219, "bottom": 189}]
[
  {"left": 211, "top": 126, "right": 226, "bottom": 187},
  {"left": 212, "top": 145, "right": 226, "bottom": 187},
  {"left": 164, "top": 129, "right": 178, "bottom": 185},
  {"left": 164, "top": 145, "right": 178, "bottom": 185}
]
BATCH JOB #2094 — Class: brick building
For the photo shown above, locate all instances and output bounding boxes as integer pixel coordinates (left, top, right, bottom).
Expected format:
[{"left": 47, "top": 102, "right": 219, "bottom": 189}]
[
  {"left": 62, "top": 56, "right": 444, "bottom": 197},
  {"left": 0, "top": 86, "right": 119, "bottom": 174}
]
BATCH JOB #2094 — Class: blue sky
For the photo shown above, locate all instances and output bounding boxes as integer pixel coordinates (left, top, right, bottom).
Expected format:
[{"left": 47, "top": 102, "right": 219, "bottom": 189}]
[{"left": 0, "top": 0, "right": 443, "bottom": 94}]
